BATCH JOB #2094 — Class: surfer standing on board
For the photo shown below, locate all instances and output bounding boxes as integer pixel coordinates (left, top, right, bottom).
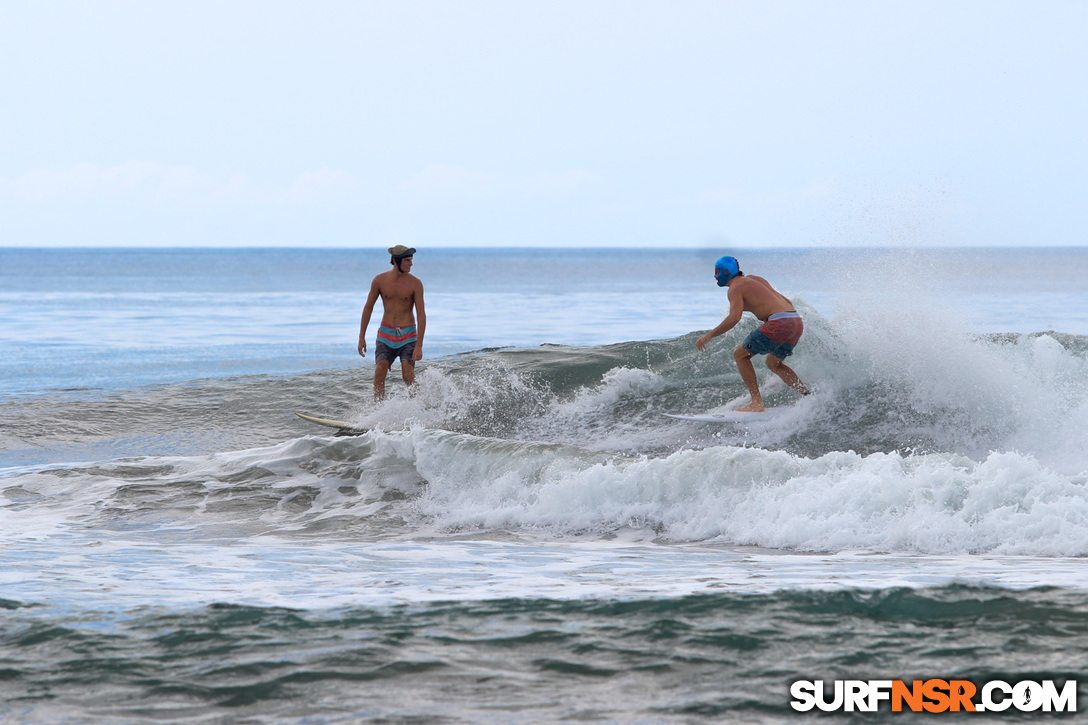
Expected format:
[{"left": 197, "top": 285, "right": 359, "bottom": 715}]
[
  {"left": 695, "top": 256, "right": 809, "bottom": 412},
  {"left": 358, "top": 245, "right": 427, "bottom": 400}
]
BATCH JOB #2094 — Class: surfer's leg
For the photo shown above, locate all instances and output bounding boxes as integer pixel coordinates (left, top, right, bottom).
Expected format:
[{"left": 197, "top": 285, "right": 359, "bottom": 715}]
[
  {"left": 398, "top": 343, "right": 416, "bottom": 389},
  {"left": 733, "top": 345, "right": 764, "bottom": 412},
  {"left": 374, "top": 359, "right": 390, "bottom": 400},
  {"left": 767, "top": 354, "right": 809, "bottom": 395}
]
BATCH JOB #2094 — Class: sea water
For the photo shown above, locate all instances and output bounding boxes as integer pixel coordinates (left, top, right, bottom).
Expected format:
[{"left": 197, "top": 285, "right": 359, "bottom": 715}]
[{"left": 1, "top": 247, "right": 1087, "bottom": 723}]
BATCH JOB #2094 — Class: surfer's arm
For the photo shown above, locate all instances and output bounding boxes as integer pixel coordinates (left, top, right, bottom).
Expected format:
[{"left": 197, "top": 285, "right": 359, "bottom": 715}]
[
  {"left": 358, "top": 280, "right": 381, "bottom": 355},
  {"left": 696, "top": 287, "right": 744, "bottom": 350},
  {"left": 412, "top": 281, "right": 426, "bottom": 362}
]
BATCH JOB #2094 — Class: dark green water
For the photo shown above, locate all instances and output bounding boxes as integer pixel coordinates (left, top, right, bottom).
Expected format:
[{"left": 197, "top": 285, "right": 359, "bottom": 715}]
[{"left": 2, "top": 586, "right": 1084, "bottom": 723}]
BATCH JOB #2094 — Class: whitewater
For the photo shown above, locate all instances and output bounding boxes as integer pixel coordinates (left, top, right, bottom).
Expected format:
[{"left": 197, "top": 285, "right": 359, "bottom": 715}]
[{"left": 1, "top": 246, "right": 1086, "bottom": 723}]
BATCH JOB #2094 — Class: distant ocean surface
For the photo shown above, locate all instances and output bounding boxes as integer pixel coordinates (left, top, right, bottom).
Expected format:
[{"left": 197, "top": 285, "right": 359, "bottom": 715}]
[{"left": 2, "top": 246, "right": 1087, "bottom": 723}]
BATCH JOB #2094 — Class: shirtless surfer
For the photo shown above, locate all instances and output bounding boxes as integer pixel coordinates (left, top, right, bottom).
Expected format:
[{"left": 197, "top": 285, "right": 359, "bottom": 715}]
[
  {"left": 358, "top": 245, "right": 427, "bottom": 400},
  {"left": 695, "top": 256, "right": 809, "bottom": 412}
]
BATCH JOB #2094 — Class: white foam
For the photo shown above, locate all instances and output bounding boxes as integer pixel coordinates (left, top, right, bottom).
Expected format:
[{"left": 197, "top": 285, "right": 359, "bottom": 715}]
[
  {"left": 553, "top": 367, "right": 665, "bottom": 413},
  {"left": 5, "top": 428, "right": 1088, "bottom": 613},
  {"left": 400, "top": 428, "right": 1088, "bottom": 556}
]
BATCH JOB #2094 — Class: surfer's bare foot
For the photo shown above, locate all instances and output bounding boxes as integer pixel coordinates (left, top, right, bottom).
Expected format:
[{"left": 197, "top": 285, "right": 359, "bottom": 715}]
[{"left": 736, "top": 401, "right": 764, "bottom": 413}]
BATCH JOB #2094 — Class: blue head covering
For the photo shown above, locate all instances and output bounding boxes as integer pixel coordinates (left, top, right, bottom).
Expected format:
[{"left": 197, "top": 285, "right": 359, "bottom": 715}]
[{"left": 714, "top": 256, "right": 740, "bottom": 287}]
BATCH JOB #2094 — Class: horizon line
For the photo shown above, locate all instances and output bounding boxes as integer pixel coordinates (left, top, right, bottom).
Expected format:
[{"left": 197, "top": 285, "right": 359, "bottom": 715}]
[{"left": 2, "top": 243, "right": 1087, "bottom": 251}]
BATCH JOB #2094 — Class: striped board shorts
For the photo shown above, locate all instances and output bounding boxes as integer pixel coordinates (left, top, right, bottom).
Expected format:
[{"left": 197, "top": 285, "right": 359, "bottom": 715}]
[
  {"left": 376, "top": 324, "right": 417, "bottom": 349},
  {"left": 375, "top": 324, "right": 417, "bottom": 365}
]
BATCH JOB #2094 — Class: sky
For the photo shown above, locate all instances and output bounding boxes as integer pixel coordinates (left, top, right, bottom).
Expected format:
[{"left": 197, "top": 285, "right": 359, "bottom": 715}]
[{"left": 1, "top": 0, "right": 1085, "bottom": 248}]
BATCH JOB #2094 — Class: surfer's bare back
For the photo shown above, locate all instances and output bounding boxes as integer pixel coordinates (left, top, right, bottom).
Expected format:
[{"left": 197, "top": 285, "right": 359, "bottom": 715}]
[
  {"left": 358, "top": 245, "right": 427, "bottom": 400},
  {"left": 695, "top": 256, "right": 809, "bottom": 412}
]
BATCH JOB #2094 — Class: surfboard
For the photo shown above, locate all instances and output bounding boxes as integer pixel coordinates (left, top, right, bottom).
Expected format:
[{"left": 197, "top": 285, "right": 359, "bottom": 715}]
[
  {"left": 294, "top": 412, "right": 368, "bottom": 434},
  {"left": 664, "top": 409, "right": 787, "bottom": 423}
]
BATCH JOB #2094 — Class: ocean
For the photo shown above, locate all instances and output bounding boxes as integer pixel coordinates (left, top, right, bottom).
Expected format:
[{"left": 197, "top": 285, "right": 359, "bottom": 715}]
[{"left": 1, "top": 246, "right": 1087, "bottom": 723}]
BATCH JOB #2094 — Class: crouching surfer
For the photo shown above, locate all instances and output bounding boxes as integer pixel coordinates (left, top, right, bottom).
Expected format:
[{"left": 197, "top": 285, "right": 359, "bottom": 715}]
[{"left": 695, "top": 256, "right": 809, "bottom": 412}]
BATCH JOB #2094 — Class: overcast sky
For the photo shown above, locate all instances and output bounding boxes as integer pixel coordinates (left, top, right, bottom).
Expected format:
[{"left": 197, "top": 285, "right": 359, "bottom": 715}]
[{"left": 1, "top": 1, "right": 1085, "bottom": 248}]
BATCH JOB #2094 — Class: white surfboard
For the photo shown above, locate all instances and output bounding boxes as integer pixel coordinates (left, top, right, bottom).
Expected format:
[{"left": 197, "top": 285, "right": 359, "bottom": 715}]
[
  {"left": 294, "top": 412, "right": 367, "bottom": 433},
  {"left": 664, "top": 409, "right": 787, "bottom": 423}
]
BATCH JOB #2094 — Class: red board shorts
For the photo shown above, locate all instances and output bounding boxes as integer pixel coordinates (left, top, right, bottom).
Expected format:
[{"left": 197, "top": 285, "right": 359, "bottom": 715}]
[{"left": 741, "top": 312, "right": 803, "bottom": 359}]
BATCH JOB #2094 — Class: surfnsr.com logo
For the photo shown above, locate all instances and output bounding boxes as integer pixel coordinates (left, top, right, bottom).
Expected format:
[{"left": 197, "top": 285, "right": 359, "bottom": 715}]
[{"left": 790, "top": 679, "right": 1077, "bottom": 713}]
